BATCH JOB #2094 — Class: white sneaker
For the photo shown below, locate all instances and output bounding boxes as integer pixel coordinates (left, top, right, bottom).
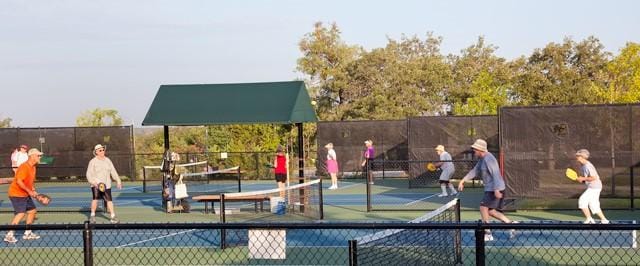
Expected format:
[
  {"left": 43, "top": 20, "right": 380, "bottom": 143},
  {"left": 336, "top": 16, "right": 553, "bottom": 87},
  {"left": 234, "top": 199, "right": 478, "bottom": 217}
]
[
  {"left": 484, "top": 234, "right": 494, "bottom": 241},
  {"left": 90, "top": 216, "right": 96, "bottom": 223},
  {"left": 583, "top": 218, "right": 595, "bottom": 224},
  {"left": 110, "top": 216, "right": 120, "bottom": 224},
  {"left": 22, "top": 232, "right": 40, "bottom": 240},
  {"left": 449, "top": 191, "right": 458, "bottom": 196},
  {"left": 437, "top": 193, "right": 448, "bottom": 197},
  {"left": 4, "top": 235, "right": 17, "bottom": 243},
  {"left": 601, "top": 219, "right": 610, "bottom": 224},
  {"left": 509, "top": 221, "right": 519, "bottom": 239}
]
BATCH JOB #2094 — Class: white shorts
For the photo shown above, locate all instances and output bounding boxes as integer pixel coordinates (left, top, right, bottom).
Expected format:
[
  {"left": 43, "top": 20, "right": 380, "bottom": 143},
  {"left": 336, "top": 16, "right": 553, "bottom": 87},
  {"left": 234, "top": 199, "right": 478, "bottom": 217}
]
[
  {"left": 578, "top": 188, "right": 602, "bottom": 214},
  {"left": 439, "top": 168, "right": 455, "bottom": 182}
]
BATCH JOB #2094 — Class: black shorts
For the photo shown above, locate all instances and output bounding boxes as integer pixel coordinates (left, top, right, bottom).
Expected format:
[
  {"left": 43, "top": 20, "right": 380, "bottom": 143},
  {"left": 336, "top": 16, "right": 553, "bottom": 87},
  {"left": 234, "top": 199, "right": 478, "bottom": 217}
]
[
  {"left": 275, "top": 173, "right": 287, "bottom": 183},
  {"left": 91, "top": 187, "right": 113, "bottom": 202},
  {"left": 9, "top": 196, "right": 36, "bottom": 214},
  {"left": 480, "top": 190, "right": 505, "bottom": 210}
]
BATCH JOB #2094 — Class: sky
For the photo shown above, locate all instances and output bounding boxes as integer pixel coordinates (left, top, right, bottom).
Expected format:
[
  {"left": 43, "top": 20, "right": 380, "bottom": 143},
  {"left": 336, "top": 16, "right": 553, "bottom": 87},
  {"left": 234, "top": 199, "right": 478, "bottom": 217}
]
[{"left": 1, "top": 0, "right": 639, "bottom": 127}]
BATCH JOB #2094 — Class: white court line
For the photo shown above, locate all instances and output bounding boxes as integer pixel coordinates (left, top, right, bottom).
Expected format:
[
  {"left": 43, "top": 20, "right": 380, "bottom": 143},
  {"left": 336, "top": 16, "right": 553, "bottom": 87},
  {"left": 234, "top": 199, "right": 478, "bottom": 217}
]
[
  {"left": 116, "top": 229, "right": 198, "bottom": 248},
  {"left": 404, "top": 193, "right": 439, "bottom": 206},
  {"left": 116, "top": 199, "right": 157, "bottom": 206}
]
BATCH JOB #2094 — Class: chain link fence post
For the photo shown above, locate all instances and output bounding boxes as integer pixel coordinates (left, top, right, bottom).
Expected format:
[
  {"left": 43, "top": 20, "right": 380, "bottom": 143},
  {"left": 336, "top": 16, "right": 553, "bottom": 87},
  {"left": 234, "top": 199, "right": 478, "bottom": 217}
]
[{"left": 83, "top": 221, "right": 94, "bottom": 266}]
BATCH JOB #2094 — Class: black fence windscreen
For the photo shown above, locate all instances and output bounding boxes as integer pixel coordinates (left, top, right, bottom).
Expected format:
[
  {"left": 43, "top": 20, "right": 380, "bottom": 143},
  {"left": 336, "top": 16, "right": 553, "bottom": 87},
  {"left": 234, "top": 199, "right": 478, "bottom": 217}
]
[
  {"left": 0, "top": 126, "right": 134, "bottom": 180},
  {"left": 316, "top": 120, "right": 407, "bottom": 176},
  {"left": 407, "top": 116, "right": 498, "bottom": 187},
  {"left": 500, "top": 104, "right": 640, "bottom": 204}
]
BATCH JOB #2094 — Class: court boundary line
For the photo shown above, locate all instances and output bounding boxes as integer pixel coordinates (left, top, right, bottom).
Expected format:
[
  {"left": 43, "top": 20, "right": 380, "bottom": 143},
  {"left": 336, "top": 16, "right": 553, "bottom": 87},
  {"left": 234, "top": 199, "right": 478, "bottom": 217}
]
[
  {"left": 404, "top": 193, "right": 439, "bottom": 206},
  {"left": 116, "top": 229, "right": 199, "bottom": 248}
]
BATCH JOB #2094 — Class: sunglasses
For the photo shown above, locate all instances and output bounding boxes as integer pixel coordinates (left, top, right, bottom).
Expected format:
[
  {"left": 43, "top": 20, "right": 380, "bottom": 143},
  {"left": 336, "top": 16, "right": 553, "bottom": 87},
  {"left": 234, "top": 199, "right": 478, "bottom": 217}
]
[{"left": 97, "top": 149, "right": 105, "bottom": 152}]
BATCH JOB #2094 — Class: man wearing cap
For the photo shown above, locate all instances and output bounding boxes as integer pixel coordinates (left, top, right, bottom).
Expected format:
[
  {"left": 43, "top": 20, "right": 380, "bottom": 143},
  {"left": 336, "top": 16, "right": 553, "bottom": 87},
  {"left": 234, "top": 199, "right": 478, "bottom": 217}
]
[
  {"left": 12, "top": 145, "right": 29, "bottom": 172},
  {"left": 434, "top": 145, "right": 457, "bottom": 197},
  {"left": 458, "top": 139, "right": 517, "bottom": 241},
  {"left": 361, "top": 140, "right": 375, "bottom": 184},
  {"left": 575, "top": 149, "right": 609, "bottom": 224},
  {"left": 86, "top": 144, "right": 122, "bottom": 223},
  {"left": 4, "top": 148, "right": 44, "bottom": 243}
]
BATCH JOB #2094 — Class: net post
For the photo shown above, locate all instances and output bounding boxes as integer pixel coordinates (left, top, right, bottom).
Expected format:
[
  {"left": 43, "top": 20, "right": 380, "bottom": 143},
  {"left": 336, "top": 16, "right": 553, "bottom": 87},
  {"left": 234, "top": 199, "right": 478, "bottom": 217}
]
[
  {"left": 475, "top": 220, "right": 486, "bottom": 266},
  {"left": 83, "top": 221, "right": 94, "bottom": 266},
  {"left": 220, "top": 193, "right": 226, "bottom": 249},
  {"left": 455, "top": 199, "right": 462, "bottom": 264},
  {"left": 348, "top": 240, "right": 358, "bottom": 266},
  {"left": 142, "top": 167, "right": 147, "bottom": 193},
  {"left": 237, "top": 166, "right": 242, "bottom": 192},
  {"left": 318, "top": 177, "right": 324, "bottom": 220},
  {"left": 366, "top": 160, "right": 372, "bottom": 212}
]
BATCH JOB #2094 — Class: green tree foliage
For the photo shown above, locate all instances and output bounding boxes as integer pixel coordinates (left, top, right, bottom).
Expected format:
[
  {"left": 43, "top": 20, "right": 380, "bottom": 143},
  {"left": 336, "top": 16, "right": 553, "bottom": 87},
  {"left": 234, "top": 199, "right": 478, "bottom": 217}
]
[
  {"left": 0, "top": 116, "right": 11, "bottom": 128},
  {"left": 593, "top": 42, "right": 640, "bottom": 103},
  {"left": 297, "top": 22, "right": 361, "bottom": 121},
  {"left": 298, "top": 23, "right": 452, "bottom": 120},
  {"left": 448, "top": 37, "right": 515, "bottom": 114},
  {"left": 453, "top": 71, "right": 509, "bottom": 115},
  {"left": 512, "top": 36, "right": 610, "bottom": 105},
  {"left": 76, "top": 108, "right": 124, "bottom": 127},
  {"left": 344, "top": 33, "right": 452, "bottom": 119}
]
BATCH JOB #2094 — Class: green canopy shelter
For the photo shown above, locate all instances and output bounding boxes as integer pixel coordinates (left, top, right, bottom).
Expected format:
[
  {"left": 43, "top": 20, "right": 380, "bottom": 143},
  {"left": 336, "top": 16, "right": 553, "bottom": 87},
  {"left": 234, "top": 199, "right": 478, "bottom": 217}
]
[{"left": 142, "top": 80, "right": 318, "bottom": 180}]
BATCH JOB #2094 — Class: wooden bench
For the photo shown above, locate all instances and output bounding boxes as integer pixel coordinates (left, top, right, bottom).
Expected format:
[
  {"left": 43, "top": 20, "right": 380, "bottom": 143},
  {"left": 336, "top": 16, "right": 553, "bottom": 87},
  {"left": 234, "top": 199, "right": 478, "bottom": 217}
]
[{"left": 192, "top": 194, "right": 271, "bottom": 214}]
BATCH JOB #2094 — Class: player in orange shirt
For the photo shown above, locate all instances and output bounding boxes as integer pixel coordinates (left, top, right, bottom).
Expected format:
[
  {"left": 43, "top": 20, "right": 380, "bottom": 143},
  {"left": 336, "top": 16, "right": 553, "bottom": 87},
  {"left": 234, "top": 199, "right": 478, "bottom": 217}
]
[{"left": 4, "top": 148, "right": 43, "bottom": 243}]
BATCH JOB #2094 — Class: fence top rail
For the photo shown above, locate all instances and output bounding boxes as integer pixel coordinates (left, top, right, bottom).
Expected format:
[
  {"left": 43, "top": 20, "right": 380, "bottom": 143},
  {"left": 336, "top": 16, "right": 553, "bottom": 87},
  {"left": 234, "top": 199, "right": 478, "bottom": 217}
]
[
  {"left": 0, "top": 221, "right": 637, "bottom": 231},
  {"left": 370, "top": 159, "right": 478, "bottom": 163}
]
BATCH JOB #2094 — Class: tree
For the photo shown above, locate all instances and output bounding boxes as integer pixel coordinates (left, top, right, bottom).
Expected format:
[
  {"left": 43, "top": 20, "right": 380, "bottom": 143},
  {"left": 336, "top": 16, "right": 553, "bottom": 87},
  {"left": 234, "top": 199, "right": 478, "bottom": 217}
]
[
  {"left": 0, "top": 116, "right": 11, "bottom": 128},
  {"left": 512, "top": 36, "right": 611, "bottom": 105},
  {"left": 447, "top": 36, "right": 515, "bottom": 115},
  {"left": 453, "top": 71, "right": 509, "bottom": 115},
  {"left": 76, "top": 108, "right": 124, "bottom": 127},
  {"left": 343, "top": 33, "right": 452, "bottom": 119},
  {"left": 593, "top": 42, "right": 640, "bottom": 103},
  {"left": 297, "top": 22, "right": 362, "bottom": 121}
]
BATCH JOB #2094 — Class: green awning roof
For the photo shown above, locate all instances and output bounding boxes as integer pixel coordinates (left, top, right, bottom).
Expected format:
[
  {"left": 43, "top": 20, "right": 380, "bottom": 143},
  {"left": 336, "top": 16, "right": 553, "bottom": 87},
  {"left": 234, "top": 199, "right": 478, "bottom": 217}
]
[{"left": 142, "top": 81, "right": 318, "bottom": 126}]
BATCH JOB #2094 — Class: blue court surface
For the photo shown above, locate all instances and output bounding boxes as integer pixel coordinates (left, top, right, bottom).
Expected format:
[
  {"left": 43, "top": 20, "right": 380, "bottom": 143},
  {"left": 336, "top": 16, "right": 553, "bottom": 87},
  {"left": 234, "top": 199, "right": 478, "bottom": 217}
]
[{"left": 1, "top": 180, "right": 446, "bottom": 209}]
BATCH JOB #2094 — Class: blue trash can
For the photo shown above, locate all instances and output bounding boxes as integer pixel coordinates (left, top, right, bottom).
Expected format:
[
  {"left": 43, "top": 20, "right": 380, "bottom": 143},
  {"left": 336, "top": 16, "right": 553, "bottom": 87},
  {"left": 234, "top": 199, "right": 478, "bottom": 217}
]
[{"left": 275, "top": 201, "right": 286, "bottom": 215}]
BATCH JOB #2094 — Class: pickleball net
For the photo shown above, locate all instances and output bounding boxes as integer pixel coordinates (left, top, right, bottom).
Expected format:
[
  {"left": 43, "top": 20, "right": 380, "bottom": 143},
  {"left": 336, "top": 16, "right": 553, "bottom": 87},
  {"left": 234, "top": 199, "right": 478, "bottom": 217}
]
[
  {"left": 142, "top": 161, "right": 241, "bottom": 193},
  {"left": 352, "top": 198, "right": 461, "bottom": 265}
]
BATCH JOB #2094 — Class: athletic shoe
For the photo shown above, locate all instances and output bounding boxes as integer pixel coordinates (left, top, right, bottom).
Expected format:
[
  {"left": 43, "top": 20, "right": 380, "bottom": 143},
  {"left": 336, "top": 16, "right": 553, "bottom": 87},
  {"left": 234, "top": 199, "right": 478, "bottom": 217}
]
[
  {"left": 509, "top": 221, "right": 519, "bottom": 239},
  {"left": 90, "top": 216, "right": 96, "bottom": 223},
  {"left": 3, "top": 235, "right": 17, "bottom": 243},
  {"left": 601, "top": 219, "right": 610, "bottom": 224},
  {"left": 437, "top": 193, "right": 449, "bottom": 197},
  {"left": 449, "top": 191, "right": 458, "bottom": 196},
  {"left": 484, "top": 233, "right": 494, "bottom": 241},
  {"left": 22, "top": 232, "right": 40, "bottom": 240},
  {"left": 110, "top": 217, "right": 120, "bottom": 224},
  {"left": 583, "top": 218, "right": 595, "bottom": 224}
]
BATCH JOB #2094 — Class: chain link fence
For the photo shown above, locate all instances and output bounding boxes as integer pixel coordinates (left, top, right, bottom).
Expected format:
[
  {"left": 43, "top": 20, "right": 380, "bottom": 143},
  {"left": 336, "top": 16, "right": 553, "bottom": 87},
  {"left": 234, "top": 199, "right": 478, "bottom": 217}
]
[{"left": 0, "top": 221, "right": 638, "bottom": 265}]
